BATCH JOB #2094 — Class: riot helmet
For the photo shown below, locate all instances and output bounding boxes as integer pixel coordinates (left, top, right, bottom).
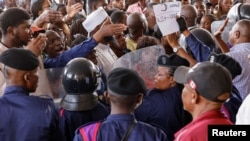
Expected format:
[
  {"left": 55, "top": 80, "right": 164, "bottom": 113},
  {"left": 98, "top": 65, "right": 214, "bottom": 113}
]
[
  {"left": 62, "top": 58, "right": 100, "bottom": 94},
  {"left": 190, "top": 27, "right": 216, "bottom": 50}
]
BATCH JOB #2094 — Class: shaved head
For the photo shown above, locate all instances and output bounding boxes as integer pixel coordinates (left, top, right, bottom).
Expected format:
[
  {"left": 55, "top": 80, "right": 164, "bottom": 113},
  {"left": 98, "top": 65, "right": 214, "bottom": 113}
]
[{"left": 181, "top": 5, "right": 198, "bottom": 27}]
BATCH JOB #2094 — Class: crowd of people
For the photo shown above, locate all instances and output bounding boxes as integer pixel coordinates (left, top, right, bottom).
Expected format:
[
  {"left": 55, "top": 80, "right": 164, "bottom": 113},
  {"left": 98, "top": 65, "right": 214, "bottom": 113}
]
[{"left": 0, "top": 0, "right": 249, "bottom": 140}]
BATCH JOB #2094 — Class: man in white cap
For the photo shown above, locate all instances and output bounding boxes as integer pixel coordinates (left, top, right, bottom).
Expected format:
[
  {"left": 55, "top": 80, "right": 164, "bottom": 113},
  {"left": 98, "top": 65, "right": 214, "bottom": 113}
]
[{"left": 83, "top": 6, "right": 124, "bottom": 76}]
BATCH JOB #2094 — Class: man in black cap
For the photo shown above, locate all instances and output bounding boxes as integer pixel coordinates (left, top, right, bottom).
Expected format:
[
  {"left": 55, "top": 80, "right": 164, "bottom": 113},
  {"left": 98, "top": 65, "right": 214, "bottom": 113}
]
[
  {"left": 135, "top": 54, "right": 192, "bottom": 141},
  {"left": 208, "top": 53, "right": 242, "bottom": 123},
  {"left": 0, "top": 48, "right": 61, "bottom": 141},
  {"left": 173, "top": 62, "right": 233, "bottom": 141},
  {"left": 73, "top": 67, "right": 167, "bottom": 141}
]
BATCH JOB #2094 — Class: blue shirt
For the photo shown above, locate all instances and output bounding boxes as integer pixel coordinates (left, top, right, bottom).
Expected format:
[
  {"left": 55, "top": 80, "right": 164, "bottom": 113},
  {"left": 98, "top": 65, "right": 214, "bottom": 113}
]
[
  {"left": 74, "top": 114, "right": 167, "bottom": 141},
  {"left": 59, "top": 102, "right": 109, "bottom": 141},
  {"left": 44, "top": 38, "right": 98, "bottom": 68},
  {"left": 186, "top": 33, "right": 212, "bottom": 62},
  {"left": 0, "top": 86, "right": 61, "bottom": 141},
  {"left": 135, "top": 85, "right": 192, "bottom": 141}
]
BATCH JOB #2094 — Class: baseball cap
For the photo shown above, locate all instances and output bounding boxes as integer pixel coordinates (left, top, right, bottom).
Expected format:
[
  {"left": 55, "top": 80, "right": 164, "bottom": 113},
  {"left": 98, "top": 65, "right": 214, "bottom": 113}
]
[{"left": 174, "top": 62, "right": 232, "bottom": 102}]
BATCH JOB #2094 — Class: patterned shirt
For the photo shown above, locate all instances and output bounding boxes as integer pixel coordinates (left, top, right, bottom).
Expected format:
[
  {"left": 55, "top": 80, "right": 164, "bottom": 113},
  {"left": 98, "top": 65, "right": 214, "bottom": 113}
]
[{"left": 226, "top": 43, "right": 250, "bottom": 100}]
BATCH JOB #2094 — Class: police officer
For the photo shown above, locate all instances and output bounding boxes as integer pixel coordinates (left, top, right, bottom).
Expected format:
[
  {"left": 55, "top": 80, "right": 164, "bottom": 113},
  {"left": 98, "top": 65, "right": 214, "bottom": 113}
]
[
  {"left": 73, "top": 68, "right": 167, "bottom": 141},
  {"left": 0, "top": 48, "right": 61, "bottom": 141},
  {"left": 135, "top": 54, "right": 192, "bottom": 141},
  {"left": 59, "top": 58, "right": 109, "bottom": 141}
]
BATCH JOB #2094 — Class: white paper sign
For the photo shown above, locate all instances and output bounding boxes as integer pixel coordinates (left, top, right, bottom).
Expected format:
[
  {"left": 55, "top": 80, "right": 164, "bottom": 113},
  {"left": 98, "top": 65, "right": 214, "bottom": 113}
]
[{"left": 153, "top": 2, "right": 181, "bottom": 36}]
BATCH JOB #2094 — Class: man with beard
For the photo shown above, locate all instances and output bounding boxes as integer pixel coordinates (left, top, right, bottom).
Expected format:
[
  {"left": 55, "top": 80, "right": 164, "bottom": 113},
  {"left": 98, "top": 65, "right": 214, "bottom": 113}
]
[{"left": 0, "top": 7, "right": 47, "bottom": 95}]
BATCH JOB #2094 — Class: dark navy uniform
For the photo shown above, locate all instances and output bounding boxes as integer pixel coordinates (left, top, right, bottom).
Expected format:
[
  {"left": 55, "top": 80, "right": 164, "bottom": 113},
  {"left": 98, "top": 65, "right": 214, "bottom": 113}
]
[
  {"left": 59, "top": 58, "right": 110, "bottom": 141},
  {"left": 73, "top": 114, "right": 167, "bottom": 141},
  {"left": 59, "top": 102, "right": 109, "bottom": 141},
  {"left": 135, "top": 85, "right": 192, "bottom": 141},
  {"left": 0, "top": 86, "right": 60, "bottom": 141}
]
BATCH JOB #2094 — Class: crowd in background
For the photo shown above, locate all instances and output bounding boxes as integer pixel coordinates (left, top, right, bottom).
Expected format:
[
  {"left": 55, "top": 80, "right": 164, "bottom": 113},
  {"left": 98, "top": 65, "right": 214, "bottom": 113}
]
[{"left": 0, "top": 0, "right": 249, "bottom": 140}]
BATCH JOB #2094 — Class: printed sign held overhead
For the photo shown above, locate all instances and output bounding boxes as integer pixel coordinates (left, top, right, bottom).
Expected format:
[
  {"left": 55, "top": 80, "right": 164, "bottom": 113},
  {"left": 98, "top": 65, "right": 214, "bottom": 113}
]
[{"left": 153, "top": 2, "right": 181, "bottom": 36}]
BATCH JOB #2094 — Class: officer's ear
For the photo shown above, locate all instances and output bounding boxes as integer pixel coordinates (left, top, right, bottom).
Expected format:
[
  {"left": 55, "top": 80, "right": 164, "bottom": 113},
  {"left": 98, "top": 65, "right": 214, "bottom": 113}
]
[
  {"left": 24, "top": 72, "right": 30, "bottom": 83},
  {"left": 104, "top": 91, "right": 110, "bottom": 104},
  {"left": 135, "top": 93, "right": 143, "bottom": 109}
]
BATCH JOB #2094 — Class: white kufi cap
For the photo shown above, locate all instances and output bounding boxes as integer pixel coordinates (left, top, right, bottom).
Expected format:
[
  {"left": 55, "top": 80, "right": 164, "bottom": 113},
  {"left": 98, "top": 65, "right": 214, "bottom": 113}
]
[{"left": 82, "top": 7, "right": 108, "bottom": 33}]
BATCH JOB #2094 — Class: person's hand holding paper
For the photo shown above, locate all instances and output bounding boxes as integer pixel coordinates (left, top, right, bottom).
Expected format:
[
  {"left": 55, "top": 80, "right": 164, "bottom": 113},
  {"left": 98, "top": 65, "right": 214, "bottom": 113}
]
[{"left": 153, "top": 2, "right": 181, "bottom": 36}]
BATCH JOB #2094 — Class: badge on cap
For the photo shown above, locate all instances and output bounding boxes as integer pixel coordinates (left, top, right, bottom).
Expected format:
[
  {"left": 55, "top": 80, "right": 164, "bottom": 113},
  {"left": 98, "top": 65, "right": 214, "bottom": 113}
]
[{"left": 189, "top": 80, "right": 197, "bottom": 90}]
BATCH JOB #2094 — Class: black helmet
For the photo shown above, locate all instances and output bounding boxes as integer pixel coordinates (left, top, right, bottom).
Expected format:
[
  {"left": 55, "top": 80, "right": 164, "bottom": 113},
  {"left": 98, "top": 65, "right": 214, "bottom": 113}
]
[
  {"left": 239, "top": 3, "right": 250, "bottom": 20},
  {"left": 62, "top": 58, "right": 100, "bottom": 94},
  {"left": 190, "top": 27, "right": 216, "bottom": 51}
]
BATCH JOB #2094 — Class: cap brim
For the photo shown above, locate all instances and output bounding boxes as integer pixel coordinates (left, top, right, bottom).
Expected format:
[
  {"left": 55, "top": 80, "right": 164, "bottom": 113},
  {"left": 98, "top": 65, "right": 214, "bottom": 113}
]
[
  {"left": 30, "top": 26, "right": 46, "bottom": 32},
  {"left": 174, "top": 66, "right": 190, "bottom": 84}
]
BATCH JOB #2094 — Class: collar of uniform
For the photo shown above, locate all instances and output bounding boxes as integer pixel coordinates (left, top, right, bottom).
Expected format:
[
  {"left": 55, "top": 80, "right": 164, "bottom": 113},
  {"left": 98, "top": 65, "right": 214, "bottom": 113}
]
[
  {"left": 4, "top": 86, "right": 30, "bottom": 96},
  {"left": 106, "top": 114, "right": 135, "bottom": 121}
]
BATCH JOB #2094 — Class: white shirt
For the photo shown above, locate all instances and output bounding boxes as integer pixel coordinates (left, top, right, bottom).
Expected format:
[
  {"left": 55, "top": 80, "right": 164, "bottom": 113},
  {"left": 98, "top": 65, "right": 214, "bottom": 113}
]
[
  {"left": 236, "top": 93, "right": 250, "bottom": 124},
  {"left": 96, "top": 43, "right": 118, "bottom": 76}
]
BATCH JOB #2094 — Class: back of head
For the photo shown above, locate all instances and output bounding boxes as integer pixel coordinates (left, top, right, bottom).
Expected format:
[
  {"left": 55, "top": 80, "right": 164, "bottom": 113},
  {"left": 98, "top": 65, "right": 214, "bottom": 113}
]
[
  {"left": 235, "top": 19, "right": 250, "bottom": 40},
  {"left": 127, "top": 12, "right": 147, "bottom": 39},
  {"left": 136, "top": 36, "right": 160, "bottom": 50},
  {"left": 174, "top": 62, "right": 232, "bottom": 102},
  {"left": 0, "top": 48, "right": 39, "bottom": 92},
  {"left": 127, "top": 12, "right": 147, "bottom": 28},
  {"left": 62, "top": 58, "right": 99, "bottom": 94},
  {"left": 0, "top": 7, "right": 30, "bottom": 35},
  {"left": 108, "top": 67, "right": 146, "bottom": 96},
  {"left": 181, "top": 5, "right": 198, "bottom": 27},
  {"left": 110, "top": 10, "right": 126, "bottom": 24},
  {"left": 107, "top": 67, "right": 147, "bottom": 109}
]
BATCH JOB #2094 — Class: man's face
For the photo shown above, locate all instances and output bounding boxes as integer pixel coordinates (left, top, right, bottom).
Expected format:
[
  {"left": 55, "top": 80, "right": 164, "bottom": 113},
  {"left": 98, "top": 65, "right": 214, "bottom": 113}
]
[
  {"left": 13, "top": 20, "right": 32, "bottom": 46},
  {"left": 114, "top": 33, "right": 126, "bottom": 50},
  {"left": 182, "top": 83, "right": 195, "bottom": 112},
  {"left": 85, "top": 49, "right": 98, "bottom": 65},
  {"left": 194, "top": 1, "right": 205, "bottom": 18},
  {"left": 145, "top": 8, "right": 156, "bottom": 30},
  {"left": 199, "top": 16, "right": 212, "bottom": 32},
  {"left": 46, "top": 31, "right": 65, "bottom": 58},
  {"left": 112, "top": 0, "right": 125, "bottom": 10},
  {"left": 228, "top": 24, "right": 238, "bottom": 46},
  {"left": 4, "top": 0, "right": 17, "bottom": 7},
  {"left": 96, "top": 0, "right": 108, "bottom": 10}
]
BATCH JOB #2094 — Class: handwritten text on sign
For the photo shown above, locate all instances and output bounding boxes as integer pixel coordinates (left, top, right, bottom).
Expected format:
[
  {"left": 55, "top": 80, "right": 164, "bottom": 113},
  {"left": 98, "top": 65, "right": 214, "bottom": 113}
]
[{"left": 153, "top": 2, "right": 181, "bottom": 36}]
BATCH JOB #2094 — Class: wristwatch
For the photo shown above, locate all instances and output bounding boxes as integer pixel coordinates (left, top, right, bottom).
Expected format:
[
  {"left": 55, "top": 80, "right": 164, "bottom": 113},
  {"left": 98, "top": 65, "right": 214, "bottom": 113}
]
[{"left": 173, "top": 46, "right": 182, "bottom": 53}]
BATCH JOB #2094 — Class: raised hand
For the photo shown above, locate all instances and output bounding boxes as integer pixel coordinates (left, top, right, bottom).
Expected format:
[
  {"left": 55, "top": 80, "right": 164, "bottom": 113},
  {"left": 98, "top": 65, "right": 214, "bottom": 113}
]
[
  {"left": 26, "top": 34, "right": 47, "bottom": 56},
  {"left": 93, "top": 18, "right": 127, "bottom": 42},
  {"left": 214, "top": 18, "right": 229, "bottom": 39},
  {"left": 177, "top": 16, "right": 188, "bottom": 33}
]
